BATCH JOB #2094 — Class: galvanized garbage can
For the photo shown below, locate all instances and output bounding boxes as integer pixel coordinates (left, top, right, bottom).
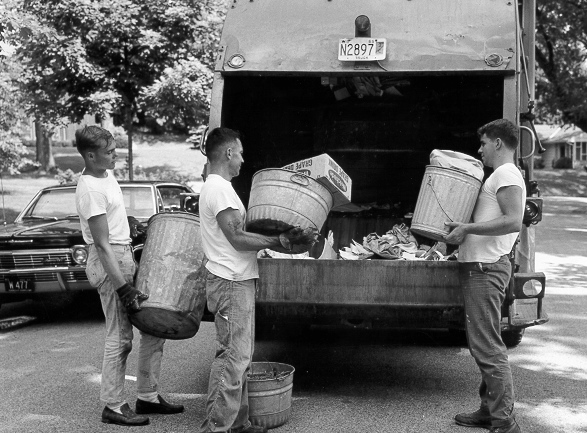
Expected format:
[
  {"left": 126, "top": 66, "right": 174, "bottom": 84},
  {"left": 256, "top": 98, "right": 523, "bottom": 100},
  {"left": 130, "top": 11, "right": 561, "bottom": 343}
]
[
  {"left": 246, "top": 169, "right": 333, "bottom": 236},
  {"left": 130, "top": 212, "right": 207, "bottom": 340},
  {"left": 411, "top": 166, "right": 482, "bottom": 242}
]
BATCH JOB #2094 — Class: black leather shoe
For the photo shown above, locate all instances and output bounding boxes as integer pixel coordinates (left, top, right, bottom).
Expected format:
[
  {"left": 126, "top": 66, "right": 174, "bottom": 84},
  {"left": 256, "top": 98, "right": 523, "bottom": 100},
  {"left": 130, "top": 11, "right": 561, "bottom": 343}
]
[
  {"left": 102, "top": 403, "right": 149, "bottom": 426},
  {"left": 135, "top": 395, "right": 184, "bottom": 415}
]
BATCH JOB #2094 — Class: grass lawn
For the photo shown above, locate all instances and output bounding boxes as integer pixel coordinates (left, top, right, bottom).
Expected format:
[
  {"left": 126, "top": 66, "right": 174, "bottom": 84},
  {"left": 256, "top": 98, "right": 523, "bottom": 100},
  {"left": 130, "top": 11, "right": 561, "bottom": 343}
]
[{"left": 533, "top": 167, "right": 587, "bottom": 197}]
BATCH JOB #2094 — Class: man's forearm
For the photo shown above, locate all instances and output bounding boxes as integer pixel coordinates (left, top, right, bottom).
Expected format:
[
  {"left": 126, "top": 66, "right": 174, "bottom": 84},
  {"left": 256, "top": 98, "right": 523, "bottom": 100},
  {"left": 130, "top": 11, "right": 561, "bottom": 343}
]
[
  {"left": 229, "top": 231, "right": 289, "bottom": 253},
  {"left": 463, "top": 215, "right": 522, "bottom": 237}
]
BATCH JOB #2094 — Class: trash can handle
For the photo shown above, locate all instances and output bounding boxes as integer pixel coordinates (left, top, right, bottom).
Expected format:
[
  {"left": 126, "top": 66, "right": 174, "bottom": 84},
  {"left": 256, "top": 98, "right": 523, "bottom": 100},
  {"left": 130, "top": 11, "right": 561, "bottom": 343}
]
[
  {"left": 427, "top": 175, "right": 455, "bottom": 222},
  {"left": 290, "top": 174, "right": 310, "bottom": 186}
]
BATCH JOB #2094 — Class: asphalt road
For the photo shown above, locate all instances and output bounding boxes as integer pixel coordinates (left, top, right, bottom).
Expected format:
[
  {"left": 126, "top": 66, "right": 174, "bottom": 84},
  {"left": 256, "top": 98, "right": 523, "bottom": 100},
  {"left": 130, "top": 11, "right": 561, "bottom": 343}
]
[{"left": 0, "top": 197, "right": 585, "bottom": 433}]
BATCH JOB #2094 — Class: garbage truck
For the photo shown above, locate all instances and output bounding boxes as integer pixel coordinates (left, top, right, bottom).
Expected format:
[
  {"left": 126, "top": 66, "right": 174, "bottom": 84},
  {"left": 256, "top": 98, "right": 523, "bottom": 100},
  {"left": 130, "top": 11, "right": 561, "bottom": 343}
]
[{"left": 201, "top": 0, "right": 548, "bottom": 346}]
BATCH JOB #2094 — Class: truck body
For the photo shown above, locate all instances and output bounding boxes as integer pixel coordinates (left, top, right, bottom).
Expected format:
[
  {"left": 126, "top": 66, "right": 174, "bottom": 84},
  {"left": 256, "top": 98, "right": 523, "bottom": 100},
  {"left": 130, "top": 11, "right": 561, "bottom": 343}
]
[{"left": 206, "top": 0, "right": 547, "bottom": 343}]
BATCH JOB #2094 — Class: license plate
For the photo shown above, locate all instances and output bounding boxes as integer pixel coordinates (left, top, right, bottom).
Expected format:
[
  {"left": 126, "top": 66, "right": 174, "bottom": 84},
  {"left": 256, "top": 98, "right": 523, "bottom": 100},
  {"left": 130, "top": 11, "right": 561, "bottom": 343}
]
[
  {"left": 338, "top": 38, "right": 386, "bottom": 61},
  {"left": 4, "top": 276, "right": 35, "bottom": 292}
]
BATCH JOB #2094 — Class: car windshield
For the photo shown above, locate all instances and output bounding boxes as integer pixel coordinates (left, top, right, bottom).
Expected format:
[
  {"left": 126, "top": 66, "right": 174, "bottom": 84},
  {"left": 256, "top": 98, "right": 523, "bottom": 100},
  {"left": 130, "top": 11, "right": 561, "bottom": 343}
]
[
  {"left": 158, "top": 185, "right": 190, "bottom": 212},
  {"left": 123, "top": 186, "right": 155, "bottom": 218},
  {"left": 24, "top": 188, "right": 78, "bottom": 220},
  {"left": 22, "top": 186, "right": 156, "bottom": 220}
]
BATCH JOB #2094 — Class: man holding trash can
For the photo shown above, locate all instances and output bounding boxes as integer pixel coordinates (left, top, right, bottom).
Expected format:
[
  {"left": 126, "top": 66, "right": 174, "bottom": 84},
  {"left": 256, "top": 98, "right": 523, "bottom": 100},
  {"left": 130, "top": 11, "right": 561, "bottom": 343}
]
[
  {"left": 445, "top": 119, "right": 526, "bottom": 433},
  {"left": 198, "top": 127, "right": 318, "bottom": 433}
]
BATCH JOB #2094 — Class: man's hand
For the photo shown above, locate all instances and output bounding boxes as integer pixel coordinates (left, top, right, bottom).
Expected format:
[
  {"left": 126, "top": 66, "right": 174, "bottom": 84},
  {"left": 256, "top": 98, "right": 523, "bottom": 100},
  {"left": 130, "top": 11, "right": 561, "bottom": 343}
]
[
  {"left": 444, "top": 221, "right": 468, "bottom": 245},
  {"left": 280, "top": 226, "right": 320, "bottom": 253},
  {"left": 116, "top": 283, "right": 149, "bottom": 314},
  {"left": 127, "top": 216, "right": 147, "bottom": 241}
]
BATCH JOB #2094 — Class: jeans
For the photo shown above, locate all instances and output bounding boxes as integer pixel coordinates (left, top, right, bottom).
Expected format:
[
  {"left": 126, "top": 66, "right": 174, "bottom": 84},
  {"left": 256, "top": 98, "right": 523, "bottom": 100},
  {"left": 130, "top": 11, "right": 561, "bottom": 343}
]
[
  {"left": 86, "top": 244, "right": 166, "bottom": 406},
  {"left": 200, "top": 272, "right": 256, "bottom": 433},
  {"left": 459, "top": 255, "right": 515, "bottom": 428}
]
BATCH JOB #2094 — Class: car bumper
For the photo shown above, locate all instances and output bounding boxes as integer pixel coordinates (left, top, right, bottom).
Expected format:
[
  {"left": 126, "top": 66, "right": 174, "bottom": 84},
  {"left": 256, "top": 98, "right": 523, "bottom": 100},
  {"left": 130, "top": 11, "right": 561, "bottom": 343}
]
[{"left": 0, "top": 265, "right": 92, "bottom": 295}]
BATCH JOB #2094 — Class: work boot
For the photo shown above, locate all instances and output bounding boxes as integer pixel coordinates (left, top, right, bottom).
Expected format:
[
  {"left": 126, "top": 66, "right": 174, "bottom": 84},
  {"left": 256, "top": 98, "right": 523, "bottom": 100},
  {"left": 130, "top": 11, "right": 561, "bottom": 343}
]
[
  {"left": 490, "top": 420, "right": 521, "bottom": 433},
  {"left": 454, "top": 407, "right": 492, "bottom": 429}
]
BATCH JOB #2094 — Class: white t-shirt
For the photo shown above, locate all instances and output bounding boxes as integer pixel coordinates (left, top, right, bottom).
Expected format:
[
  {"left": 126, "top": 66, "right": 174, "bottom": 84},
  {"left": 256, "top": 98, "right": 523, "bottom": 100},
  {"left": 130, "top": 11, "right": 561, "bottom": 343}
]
[
  {"left": 76, "top": 171, "right": 131, "bottom": 245},
  {"left": 199, "top": 174, "right": 259, "bottom": 281},
  {"left": 458, "top": 163, "right": 526, "bottom": 263}
]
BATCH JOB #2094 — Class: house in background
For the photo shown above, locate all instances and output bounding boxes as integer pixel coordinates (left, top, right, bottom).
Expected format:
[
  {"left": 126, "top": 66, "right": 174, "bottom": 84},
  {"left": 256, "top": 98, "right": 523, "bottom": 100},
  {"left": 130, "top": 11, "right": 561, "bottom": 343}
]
[
  {"left": 22, "top": 114, "right": 114, "bottom": 143},
  {"left": 534, "top": 124, "right": 587, "bottom": 168}
]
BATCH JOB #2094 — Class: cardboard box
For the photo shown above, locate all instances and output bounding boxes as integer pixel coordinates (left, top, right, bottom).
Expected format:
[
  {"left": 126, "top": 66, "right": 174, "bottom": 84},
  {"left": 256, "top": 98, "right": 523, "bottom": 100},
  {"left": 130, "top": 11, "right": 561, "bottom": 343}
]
[{"left": 282, "top": 154, "right": 351, "bottom": 208}]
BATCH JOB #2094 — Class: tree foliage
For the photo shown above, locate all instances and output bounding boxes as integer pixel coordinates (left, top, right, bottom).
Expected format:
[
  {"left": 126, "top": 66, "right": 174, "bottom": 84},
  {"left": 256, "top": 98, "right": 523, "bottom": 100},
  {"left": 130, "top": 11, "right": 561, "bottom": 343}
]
[
  {"left": 16, "top": 0, "right": 224, "bottom": 178},
  {"left": 0, "top": 0, "right": 44, "bottom": 173},
  {"left": 139, "top": 57, "right": 214, "bottom": 132},
  {"left": 535, "top": 0, "right": 587, "bottom": 132}
]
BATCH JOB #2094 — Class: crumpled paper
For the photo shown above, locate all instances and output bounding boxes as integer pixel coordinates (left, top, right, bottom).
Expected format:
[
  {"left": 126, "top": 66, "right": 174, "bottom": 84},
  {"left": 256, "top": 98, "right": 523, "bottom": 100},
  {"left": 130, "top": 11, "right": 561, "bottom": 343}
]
[
  {"left": 258, "top": 249, "right": 313, "bottom": 259},
  {"left": 340, "top": 223, "right": 454, "bottom": 261}
]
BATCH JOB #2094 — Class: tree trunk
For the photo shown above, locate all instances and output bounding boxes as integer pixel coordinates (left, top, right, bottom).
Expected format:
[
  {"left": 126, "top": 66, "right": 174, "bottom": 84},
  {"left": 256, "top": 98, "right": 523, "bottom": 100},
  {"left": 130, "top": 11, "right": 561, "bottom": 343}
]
[
  {"left": 34, "top": 121, "right": 55, "bottom": 172},
  {"left": 126, "top": 108, "right": 134, "bottom": 181}
]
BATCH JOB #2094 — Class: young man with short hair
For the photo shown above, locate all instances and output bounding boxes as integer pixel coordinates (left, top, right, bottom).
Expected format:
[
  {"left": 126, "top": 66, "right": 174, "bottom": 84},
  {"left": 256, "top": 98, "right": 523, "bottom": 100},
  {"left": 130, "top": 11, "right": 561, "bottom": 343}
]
[
  {"left": 199, "top": 127, "right": 318, "bottom": 433},
  {"left": 446, "top": 119, "right": 526, "bottom": 433},
  {"left": 75, "top": 125, "right": 183, "bottom": 426}
]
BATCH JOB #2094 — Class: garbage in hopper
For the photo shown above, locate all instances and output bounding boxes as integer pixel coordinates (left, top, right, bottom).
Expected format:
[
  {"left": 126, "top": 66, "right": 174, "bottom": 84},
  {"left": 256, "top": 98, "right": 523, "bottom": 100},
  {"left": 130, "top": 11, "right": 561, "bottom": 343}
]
[
  {"left": 338, "top": 223, "right": 456, "bottom": 261},
  {"left": 282, "top": 153, "right": 352, "bottom": 209}
]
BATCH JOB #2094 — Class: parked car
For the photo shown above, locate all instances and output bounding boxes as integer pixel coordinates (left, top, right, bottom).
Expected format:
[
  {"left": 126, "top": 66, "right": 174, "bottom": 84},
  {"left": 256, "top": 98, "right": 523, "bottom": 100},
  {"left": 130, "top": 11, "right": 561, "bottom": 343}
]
[{"left": 0, "top": 181, "right": 199, "bottom": 307}]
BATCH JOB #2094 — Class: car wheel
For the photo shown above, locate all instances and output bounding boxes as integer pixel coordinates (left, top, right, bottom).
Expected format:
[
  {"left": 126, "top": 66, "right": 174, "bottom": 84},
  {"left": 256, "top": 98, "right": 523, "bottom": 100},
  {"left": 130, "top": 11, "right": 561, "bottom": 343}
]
[{"left": 501, "top": 328, "right": 525, "bottom": 349}]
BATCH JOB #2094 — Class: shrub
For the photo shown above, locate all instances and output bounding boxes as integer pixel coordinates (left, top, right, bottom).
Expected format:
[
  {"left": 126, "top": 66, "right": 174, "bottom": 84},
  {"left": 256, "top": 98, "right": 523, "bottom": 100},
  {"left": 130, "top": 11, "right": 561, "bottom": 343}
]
[
  {"left": 112, "top": 126, "right": 129, "bottom": 149},
  {"left": 533, "top": 157, "right": 545, "bottom": 169},
  {"left": 553, "top": 156, "right": 572, "bottom": 169},
  {"left": 55, "top": 168, "right": 82, "bottom": 184}
]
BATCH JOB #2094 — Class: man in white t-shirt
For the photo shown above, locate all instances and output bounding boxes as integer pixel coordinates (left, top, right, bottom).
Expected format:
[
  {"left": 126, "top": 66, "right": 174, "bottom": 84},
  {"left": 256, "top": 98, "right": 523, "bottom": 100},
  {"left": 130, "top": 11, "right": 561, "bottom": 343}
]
[
  {"left": 198, "top": 128, "right": 318, "bottom": 433},
  {"left": 74, "top": 126, "right": 183, "bottom": 427},
  {"left": 445, "top": 119, "right": 526, "bottom": 433}
]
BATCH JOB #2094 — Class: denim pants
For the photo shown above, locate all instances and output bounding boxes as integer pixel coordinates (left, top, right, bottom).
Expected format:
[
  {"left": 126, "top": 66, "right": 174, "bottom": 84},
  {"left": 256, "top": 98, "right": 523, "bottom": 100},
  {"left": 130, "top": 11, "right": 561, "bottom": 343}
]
[
  {"left": 200, "top": 272, "right": 256, "bottom": 433},
  {"left": 86, "top": 244, "right": 166, "bottom": 406},
  {"left": 459, "top": 255, "right": 515, "bottom": 428}
]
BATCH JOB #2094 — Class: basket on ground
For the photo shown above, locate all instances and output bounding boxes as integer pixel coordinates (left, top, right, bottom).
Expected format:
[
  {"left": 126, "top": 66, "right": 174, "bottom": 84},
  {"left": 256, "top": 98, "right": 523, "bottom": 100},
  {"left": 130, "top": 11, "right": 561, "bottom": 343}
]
[{"left": 248, "top": 362, "right": 295, "bottom": 429}]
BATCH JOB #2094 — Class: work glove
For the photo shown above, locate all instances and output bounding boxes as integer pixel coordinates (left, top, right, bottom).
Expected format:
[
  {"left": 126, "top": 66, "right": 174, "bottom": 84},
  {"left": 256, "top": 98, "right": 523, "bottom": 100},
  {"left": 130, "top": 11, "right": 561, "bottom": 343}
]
[
  {"left": 116, "top": 283, "right": 149, "bottom": 314},
  {"left": 127, "top": 216, "right": 147, "bottom": 242},
  {"left": 279, "top": 226, "right": 320, "bottom": 253}
]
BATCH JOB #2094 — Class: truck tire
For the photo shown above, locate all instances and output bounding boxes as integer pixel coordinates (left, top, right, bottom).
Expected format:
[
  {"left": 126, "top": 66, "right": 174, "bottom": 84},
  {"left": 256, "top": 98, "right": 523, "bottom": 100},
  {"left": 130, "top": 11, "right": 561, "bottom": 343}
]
[{"left": 501, "top": 329, "right": 525, "bottom": 349}]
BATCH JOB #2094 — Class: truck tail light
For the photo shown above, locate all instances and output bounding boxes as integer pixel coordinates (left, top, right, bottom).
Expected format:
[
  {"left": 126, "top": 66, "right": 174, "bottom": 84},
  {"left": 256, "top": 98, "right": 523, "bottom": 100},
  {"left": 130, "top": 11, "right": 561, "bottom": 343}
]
[{"left": 355, "top": 15, "right": 371, "bottom": 37}]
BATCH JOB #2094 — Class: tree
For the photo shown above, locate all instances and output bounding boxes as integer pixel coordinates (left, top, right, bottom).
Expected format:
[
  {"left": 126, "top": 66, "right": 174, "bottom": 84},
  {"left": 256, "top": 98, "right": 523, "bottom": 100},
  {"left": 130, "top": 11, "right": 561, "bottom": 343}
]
[
  {"left": 138, "top": 1, "right": 224, "bottom": 137},
  {"left": 19, "top": 0, "right": 222, "bottom": 179},
  {"left": 0, "top": 0, "right": 46, "bottom": 173},
  {"left": 535, "top": 0, "right": 587, "bottom": 132},
  {"left": 139, "top": 56, "right": 214, "bottom": 133}
]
